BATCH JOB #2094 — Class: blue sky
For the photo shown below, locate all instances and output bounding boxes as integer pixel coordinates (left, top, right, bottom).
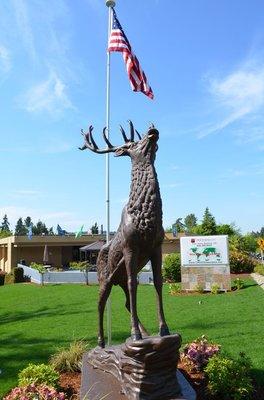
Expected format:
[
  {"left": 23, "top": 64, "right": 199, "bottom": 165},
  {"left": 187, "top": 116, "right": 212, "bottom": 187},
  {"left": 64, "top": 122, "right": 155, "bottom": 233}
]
[{"left": 0, "top": 0, "right": 264, "bottom": 233}]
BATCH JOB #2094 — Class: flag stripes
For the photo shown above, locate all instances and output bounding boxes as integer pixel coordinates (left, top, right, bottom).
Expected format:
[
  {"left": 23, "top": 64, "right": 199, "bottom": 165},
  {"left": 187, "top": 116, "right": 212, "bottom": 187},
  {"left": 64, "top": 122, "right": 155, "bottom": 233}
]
[{"left": 108, "top": 8, "right": 154, "bottom": 99}]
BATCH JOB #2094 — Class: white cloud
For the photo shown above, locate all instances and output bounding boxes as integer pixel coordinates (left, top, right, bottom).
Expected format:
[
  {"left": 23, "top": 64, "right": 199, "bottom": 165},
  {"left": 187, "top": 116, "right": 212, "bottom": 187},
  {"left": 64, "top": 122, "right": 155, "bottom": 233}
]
[
  {"left": 114, "top": 197, "right": 128, "bottom": 205},
  {"left": 163, "top": 183, "right": 183, "bottom": 189},
  {"left": 221, "top": 163, "right": 264, "bottom": 180},
  {"left": 19, "top": 71, "right": 73, "bottom": 114},
  {"left": 0, "top": 141, "right": 73, "bottom": 154},
  {"left": 170, "top": 164, "right": 180, "bottom": 171},
  {"left": 11, "top": 0, "right": 37, "bottom": 61},
  {"left": 85, "top": 0, "right": 103, "bottom": 14},
  {"left": 12, "top": 190, "right": 42, "bottom": 197},
  {"left": 0, "top": 45, "right": 11, "bottom": 73},
  {"left": 198, "top": 61, "right": 264, "bottom": 141},
  {"left": 0, "top": 206, "right": 81, "bottom": 231}
]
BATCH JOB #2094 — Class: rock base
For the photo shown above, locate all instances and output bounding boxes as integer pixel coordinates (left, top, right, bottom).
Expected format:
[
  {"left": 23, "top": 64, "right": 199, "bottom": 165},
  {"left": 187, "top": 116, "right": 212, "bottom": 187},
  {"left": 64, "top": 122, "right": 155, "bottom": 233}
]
[{"left": 80, "top": 334, "right": 195, "bottom": 400}]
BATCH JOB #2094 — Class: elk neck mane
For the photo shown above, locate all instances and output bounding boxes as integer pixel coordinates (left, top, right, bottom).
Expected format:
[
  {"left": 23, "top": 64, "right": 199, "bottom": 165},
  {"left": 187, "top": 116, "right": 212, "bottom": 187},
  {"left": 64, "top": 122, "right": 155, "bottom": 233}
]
[{"left": 126, "top": 158, "right": 163, "bottom": 232}]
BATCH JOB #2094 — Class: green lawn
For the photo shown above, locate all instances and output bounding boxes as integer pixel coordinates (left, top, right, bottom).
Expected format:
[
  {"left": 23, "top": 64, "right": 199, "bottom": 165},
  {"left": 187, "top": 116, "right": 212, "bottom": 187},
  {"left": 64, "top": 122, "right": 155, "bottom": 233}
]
[{"left": 0, "top": 280, "right": 264, "bottom": 397}]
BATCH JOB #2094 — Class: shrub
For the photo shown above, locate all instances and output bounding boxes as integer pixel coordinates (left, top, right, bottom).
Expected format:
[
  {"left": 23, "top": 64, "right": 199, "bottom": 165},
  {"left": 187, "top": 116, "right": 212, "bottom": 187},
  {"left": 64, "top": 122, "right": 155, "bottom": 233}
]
[
  {"left": 50, "top": 340, "right": 88, "bottom": 372},
  {"left": 232, "top": 278, "right": 244, "bottom": 291},
  {"left": 4, "top": 273, "right": 14, "bottom": 284},
  {"left": 162, "top": 253, "right": 181, "bottom": 282},
  {"left": 182, "top": 335, "right": 220, "bottom": 371},
  {"left": 18, "top": 364, "right": 59, "bottom": 388},
  {"left": 0, "top": 269, "right": 6, "bottom": 285},
  {"left": 30, "top": 262, "right": 46, "bottom": 274},
  {"left": 169, "top": 282, "right": 181, "bottom": 295},
  {"left": 13, "top": 267, "right": 24, "bottom": 283},
  {"left": 211, "top": 283, "right": 220, "bottom": 294},
  {"left": 229, "top": 250, "right": 256, "bottom": 273},
  {"left": 254, "top": 264, "right": 264, "bottom": 276},
  {"left": 69, "top": 261, "right": 93, "bottom": 285},
  {"left": 193, "top": 284, "right": 204, "bottom": 293},
  {"left": 205, "top": 353, "right": 253, "bottom": 399},
  {"left": 4, "top": 384, "right": 66, "bottom": 400}
]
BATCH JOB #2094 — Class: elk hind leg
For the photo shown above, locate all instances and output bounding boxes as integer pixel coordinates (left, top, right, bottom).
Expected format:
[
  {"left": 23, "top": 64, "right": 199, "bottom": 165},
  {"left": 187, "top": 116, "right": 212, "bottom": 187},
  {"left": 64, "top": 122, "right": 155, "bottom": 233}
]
[
  {"left": 98, "top": 280, "right": 112, "bottom": 348},
  {"left": 151, "top": 247, "right": 170, "bottom": 336},
  {"left": 123, "top": 249, "right": 142, "bottom": 341}
]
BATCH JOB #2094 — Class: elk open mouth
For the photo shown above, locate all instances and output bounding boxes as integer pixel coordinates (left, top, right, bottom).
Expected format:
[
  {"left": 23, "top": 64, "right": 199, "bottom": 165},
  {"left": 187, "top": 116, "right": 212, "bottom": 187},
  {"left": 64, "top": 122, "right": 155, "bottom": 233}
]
[{"left": 147, "top": 128, "right": 159, "bottom": 140}]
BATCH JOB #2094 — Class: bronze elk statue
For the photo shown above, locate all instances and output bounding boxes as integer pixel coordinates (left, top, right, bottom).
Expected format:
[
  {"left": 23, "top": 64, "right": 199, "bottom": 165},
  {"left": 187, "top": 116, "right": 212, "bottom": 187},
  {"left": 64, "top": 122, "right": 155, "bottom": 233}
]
[{"left": 80, "top": 121, "right": 170, "bottom": 347}]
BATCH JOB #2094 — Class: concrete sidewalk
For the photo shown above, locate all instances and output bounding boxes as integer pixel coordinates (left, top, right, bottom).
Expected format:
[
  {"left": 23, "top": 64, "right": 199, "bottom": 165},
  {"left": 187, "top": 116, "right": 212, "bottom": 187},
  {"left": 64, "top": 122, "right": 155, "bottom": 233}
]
[{"left": 251, "top": 272, "right": 264, "bottom": 289}]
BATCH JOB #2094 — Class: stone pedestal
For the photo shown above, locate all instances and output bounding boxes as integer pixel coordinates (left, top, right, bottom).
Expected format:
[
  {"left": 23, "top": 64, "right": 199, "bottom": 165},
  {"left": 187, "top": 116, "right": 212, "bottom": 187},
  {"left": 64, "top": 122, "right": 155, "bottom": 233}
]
[{"left": 80, "top": 334, "right": 195, "bottom": 400}]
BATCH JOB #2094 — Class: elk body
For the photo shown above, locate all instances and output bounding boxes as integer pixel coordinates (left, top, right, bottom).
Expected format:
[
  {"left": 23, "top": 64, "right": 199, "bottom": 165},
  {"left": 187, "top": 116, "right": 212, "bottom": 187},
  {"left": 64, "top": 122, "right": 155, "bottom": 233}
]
[{"left": 80, "top": 121, "right": 170, "bottom": 347}]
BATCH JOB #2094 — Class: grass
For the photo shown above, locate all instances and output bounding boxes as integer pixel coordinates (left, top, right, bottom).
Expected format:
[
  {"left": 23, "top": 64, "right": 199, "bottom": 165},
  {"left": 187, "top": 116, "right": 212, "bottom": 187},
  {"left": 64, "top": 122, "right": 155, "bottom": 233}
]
[{"left": 0, "top": 279, "right": 264, "bottom": 397}]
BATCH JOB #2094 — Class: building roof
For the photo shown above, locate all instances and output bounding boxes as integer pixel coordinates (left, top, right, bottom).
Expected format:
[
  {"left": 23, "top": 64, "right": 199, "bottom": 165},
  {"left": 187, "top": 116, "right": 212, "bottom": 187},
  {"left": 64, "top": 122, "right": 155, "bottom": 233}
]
[
  {"left": 0, "top": 233, "right": 180, "bottom": 248},
  {"left": 80, "top": 241, "right": 106, "bottom": 252},
  {"left": 0, "top": 234, "right": 108, "bottom": 247}
]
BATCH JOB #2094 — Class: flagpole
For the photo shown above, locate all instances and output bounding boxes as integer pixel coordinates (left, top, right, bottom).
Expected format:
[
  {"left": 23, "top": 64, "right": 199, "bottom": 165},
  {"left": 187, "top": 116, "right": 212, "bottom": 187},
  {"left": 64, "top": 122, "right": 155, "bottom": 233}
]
[{"left": 105, "top": 0, "right": 115, "bottom": 347}]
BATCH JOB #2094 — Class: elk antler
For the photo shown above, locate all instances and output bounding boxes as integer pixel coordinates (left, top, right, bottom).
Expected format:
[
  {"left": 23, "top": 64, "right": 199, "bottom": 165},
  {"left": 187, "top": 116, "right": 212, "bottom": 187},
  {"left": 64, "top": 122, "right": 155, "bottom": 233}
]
[
  {"left": 128, "top": 120, "right": 134, "bottom": 142},
  {"left": 119, "top": 120, "right": 138, "bottom": 143},
  {"left": 79, "top": 121, "right": 142, "bottom": 154},
  {"left": 79, "top": 125, "right": 120, "bottom": 154}
]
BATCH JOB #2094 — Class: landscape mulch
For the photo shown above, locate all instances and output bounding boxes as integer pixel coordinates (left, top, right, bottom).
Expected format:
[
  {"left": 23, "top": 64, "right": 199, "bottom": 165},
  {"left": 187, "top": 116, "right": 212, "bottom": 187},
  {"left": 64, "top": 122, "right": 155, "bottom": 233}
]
[
  {"left": 59, "top": 364, "right": 264, "bottom": 400},
  {"left": 59, "top": 273, "right": 261, "bottom": 400}
]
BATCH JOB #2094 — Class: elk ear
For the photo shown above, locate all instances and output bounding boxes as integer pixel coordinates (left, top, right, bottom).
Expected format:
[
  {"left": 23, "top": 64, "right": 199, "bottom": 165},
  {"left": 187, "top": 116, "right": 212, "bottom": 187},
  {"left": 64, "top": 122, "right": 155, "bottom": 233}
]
[{"left": 114, "top": 148, "right": 129, "bottom": 157}]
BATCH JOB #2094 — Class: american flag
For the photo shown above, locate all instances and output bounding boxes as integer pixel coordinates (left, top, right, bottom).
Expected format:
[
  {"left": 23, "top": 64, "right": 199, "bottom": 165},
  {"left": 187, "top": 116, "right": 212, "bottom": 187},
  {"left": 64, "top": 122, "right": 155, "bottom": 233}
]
[{"left": 108, "top": 8, "right": 154, "bottom": 100}]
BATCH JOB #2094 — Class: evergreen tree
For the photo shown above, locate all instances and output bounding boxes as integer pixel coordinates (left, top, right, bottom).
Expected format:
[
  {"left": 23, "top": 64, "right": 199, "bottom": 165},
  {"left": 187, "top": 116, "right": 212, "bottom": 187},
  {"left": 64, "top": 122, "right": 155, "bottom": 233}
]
[
  {"left": 251, "top": 227, "right": 264, "bottom": 238},
  {"left": 91, "top": 222, "right": 99, "bottom": 234},
  {"left": 33, "top": 221, "right": 49, "bottom": 235},
  {"left": 184, "top": 213, "right": 197, "bottom": 232},
  {"left": 216, "top": 224, "right": 237, "bottom": 236},
  {"left": 172, "top": 218, "right": 185, "bottom": 233},
  {"left": 24, "top": 216, "right": 32, "bottom": 228},
  {"left": 200, "top": 207, "right": 217, "bottom": 235},
  {"left": 1, "top": 214, "right": 11, "bottom": 232},
  {"left": 15, "top": 217, "right": 27, "bottom": 236}
]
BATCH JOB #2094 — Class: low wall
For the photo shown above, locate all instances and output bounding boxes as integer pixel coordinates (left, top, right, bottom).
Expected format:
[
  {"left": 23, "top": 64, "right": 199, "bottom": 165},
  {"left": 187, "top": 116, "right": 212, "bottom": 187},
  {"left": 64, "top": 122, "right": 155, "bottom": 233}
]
[
  {"left": 181, "top": 265, "right": 231, "bottom": 292},
  {"left": 19, "top": 264, "right": 153, "bottom": 285}
]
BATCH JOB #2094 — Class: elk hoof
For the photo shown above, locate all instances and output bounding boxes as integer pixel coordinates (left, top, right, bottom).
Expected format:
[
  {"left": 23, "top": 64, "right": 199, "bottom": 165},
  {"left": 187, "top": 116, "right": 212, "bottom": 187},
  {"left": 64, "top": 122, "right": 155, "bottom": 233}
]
[
  {"left": 98, "top": 338, "right": 105, "bottom": 348},
  {"left": 131, "top": 332, "right": 142, "bottom": 341},
  {"left": 159, "top": 326, "right": 170, "bottom": 337}
]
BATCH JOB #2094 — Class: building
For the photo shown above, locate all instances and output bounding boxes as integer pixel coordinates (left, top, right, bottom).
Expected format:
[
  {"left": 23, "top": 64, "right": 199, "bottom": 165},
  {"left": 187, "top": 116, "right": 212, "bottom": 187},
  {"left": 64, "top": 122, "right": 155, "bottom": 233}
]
[{"left": 0, "top": 233, "right": 181, "bottom": 273}]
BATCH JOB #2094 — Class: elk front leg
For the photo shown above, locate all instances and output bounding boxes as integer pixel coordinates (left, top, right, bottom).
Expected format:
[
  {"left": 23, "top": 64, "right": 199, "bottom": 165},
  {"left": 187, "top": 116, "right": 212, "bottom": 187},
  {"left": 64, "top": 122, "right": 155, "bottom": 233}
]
[
  {"left": 98, "top": 280, "right": 112, "bottom": 348},
  {"left": 151, "top": 246, "right": 170, "bottom": 336},
  {"left": 123, "top": 248, "right": 142, "bottom": 341},
  {"left": 120, "top": 281, "right": 149, "bottom": 337}
]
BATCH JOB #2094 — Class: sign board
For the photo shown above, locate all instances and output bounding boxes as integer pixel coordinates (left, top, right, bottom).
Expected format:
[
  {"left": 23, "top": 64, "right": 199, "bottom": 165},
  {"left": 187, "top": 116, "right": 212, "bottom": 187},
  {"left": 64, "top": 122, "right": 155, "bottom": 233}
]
[{"left": 180, "top": 235, "right": 229, "bottom": 266}]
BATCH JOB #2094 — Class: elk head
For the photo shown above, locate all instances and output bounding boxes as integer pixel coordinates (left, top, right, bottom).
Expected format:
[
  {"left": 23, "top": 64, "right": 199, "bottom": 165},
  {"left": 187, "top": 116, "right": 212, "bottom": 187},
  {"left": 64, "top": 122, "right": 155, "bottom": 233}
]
[{"left": 79, "top": 121, "right": 159, "bottom": 163}]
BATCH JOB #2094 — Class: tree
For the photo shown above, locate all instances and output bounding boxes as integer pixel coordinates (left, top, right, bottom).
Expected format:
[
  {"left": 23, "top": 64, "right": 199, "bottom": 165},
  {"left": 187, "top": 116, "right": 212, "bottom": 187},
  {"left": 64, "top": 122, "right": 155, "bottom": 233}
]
[
  {"left": 242, "top": 234, "right": 258, "bottom": 253},
  {"left": 15, "top": 218, "right": 27, "bottom": 236},
  {"left": 251, "top": 227, "right": 264, "bottom": 238},
  {"left": 184, "top": 214, "right": 197, "bottom": 233},
  {"left": 172, "top": 218, "right": 185, "bottom": 234},
  {"left": 200, "top": 207, "right": 217, "bottom": 235},
  {"left": 216, "top": 224, "right": 237, "bottom": 236},
  {"left": 33, "top": 221, "right": 49, "bottom": 235},
  {"left": 91, "top": 222, "right": 99, "bottom": 234},
  {"left": 1, "top": 214, "right": 11, "bottom": 233},
  {"left": 24, "top": 216, "right": 32, "bottom": 229}
]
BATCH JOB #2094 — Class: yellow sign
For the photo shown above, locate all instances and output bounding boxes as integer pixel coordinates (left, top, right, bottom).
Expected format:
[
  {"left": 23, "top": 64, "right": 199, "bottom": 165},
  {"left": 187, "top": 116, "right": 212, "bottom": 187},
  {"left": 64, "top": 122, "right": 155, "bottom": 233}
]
[{"left": 257, "top": 238, "right": 264, "bottom": 251}]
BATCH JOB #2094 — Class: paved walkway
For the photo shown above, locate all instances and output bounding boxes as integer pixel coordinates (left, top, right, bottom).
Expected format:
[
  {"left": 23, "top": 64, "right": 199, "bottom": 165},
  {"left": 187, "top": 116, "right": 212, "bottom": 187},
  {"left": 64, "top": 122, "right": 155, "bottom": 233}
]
[{"left": 251, "top": 273, "right": 264, "bottom": 289}]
